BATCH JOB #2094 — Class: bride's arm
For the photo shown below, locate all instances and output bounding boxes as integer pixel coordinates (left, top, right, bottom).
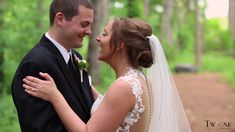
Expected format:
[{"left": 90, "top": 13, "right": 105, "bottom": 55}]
[
  {"left": 50, "top": 90, "right": 87, "bottom": 131},
  {"left": 23, "top": 72, "right": 135, "bottom": 132}
]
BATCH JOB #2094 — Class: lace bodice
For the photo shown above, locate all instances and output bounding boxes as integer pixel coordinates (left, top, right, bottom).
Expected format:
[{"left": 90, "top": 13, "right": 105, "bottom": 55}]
[{"left": 90, "top": 68, "right": 146, "bottom": 132}]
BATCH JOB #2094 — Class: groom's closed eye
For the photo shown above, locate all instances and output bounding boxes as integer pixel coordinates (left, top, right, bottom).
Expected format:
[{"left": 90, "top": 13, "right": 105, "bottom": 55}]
[{"left": 80, "top": 21, "right": 90, "bottom": 28}]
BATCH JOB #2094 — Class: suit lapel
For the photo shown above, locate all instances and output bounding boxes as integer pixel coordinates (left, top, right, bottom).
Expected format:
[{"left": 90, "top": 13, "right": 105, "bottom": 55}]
[
  {"left": 40, "top": 35, "right": 79, "bottom": 92},
  {"left": 39, "top": 36, "right": 78, "bottom": 91},
  {"left": 39, "top": 35, "right": 89, "bottom": 115},
  {"left": 56, "top": 56, "right": 77, "bottom": 90}
]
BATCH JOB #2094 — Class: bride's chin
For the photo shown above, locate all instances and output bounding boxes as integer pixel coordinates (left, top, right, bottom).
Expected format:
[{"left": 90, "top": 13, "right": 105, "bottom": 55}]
[
  {"left": 97, "top": 56, "right": 102, "bottom": 61},
  {"left": 98, "top": 57, "right": 108, "bottom": 63}
]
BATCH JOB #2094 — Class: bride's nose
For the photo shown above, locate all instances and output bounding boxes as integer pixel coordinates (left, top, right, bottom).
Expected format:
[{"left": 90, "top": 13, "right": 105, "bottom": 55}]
[{"left": 96, "top": 35, "right": 101, "bottom": 42}]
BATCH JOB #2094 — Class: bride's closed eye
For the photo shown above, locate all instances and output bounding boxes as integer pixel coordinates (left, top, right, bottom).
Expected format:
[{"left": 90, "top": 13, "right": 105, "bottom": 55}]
[{"left": 102, "top": 33, "right": 107, "bottom": 36}]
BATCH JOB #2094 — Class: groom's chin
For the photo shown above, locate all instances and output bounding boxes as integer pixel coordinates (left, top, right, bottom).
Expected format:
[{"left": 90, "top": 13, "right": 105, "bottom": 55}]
[{"left": 74, "top": 43, "right": 83, "bottom": 48}]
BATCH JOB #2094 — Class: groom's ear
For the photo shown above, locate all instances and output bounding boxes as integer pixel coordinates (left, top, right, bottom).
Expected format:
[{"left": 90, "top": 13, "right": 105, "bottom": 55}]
[{"left": 55, "top": 12, "right": 64, "bottom": 26}]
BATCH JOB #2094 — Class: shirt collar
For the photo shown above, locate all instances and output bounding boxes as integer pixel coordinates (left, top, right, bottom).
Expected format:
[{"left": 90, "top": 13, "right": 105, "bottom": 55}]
[{"left": 45, "top": 32, "right": 71, "bottom": 64}]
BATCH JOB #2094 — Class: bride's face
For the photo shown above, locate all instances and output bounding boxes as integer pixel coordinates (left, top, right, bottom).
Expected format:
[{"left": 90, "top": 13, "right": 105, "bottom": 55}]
[{"left": 96, "top": 21, "right": 114, "bottom": 63}]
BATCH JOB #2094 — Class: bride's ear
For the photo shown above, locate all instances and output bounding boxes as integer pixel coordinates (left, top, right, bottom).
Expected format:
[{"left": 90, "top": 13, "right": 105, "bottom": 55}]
[
  {"left": 120, "top": 42, "right": 125, "bottom": 49},
  {"left": 117, "top": 42, "right": 125, "bottom": 51}
]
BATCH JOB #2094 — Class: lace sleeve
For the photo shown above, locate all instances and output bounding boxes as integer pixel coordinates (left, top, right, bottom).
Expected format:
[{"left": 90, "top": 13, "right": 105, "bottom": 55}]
[{"left": 116, "top": 69, "right": 145, "bottom": 131}]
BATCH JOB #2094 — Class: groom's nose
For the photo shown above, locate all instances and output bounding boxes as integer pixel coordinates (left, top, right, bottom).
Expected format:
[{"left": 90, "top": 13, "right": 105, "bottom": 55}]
[{"left": 84, "top": 27, "right": 92, "bottom": 35}]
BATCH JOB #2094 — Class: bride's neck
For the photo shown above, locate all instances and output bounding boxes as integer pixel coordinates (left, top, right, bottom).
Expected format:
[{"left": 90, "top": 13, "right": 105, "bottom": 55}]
[
  {"left": 109, "top": 52, "right": 132, "bottom": 78},
  {"left": 113, "top": 64, "right": 132, "bottom": 79}
]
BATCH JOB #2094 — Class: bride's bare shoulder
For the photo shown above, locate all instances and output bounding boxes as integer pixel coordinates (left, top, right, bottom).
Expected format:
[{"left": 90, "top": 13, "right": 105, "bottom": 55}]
[
  {"left": 106, "top": 79, "right": 134, "bottom": 98},
  {"left": 103, "top": 79, "right": 136, "bottom": 108}
]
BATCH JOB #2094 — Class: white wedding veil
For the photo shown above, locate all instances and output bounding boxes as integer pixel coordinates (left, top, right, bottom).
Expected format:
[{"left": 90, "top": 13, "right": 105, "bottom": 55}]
[{"left": 147, "top": 34, "right": 191, "bottom": 132}]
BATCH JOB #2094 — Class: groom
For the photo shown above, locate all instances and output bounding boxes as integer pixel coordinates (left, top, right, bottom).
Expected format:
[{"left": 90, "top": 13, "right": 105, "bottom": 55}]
[{"left": 11, "top": 0, "right": 94, "bottom": 131}]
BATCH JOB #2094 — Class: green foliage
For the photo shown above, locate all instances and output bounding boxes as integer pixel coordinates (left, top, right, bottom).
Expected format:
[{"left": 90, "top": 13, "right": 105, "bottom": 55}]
[
  {"left": 0, "top": 0, "right": 50, "bottom": 94},
  {"left": 161, "top": 41, "right": 179, "bottom": 62},
  {"left": 204, "top": 18, "right": 233, "bottom": 52},
  {"left": 126, "top": 0, "right": 143, "bottom": 18},
  {"left": 0, "top": 95, "right": 20, "bottom": 132},
  {"left": 95, "top": 62, "right": 115, "bottom": 94},
  {"left": 109, "top": 1, "right": 127, "bottom": 17},
  {"left": 175, "top": 14, "right": 195, "bottom": 53},
  {"left": 146, "top": 14, "right": 161, "bottom": 34}
]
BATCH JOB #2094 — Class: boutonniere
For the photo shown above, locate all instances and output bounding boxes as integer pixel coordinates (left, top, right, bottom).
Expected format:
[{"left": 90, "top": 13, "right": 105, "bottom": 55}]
[
  {"left": 74, "top": 55, "right": 89, "bottom": 83},
  {"left": 77, "top": 59, "right": 89, "bottom": 71}
]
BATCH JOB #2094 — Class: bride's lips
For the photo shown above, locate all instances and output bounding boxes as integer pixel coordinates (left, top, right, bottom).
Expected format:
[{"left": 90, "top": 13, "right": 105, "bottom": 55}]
[
  {"left": 98, "top": 47, "right": 102, "bottom": 52},
  {"left": 97, "top": 43, "right": 102, "bottom": 52}
]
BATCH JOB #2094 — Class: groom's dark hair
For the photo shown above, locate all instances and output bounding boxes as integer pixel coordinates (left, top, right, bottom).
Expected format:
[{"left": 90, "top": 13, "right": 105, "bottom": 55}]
[{"left": 49, "top": 0, "right": 93, "bottom": 26}]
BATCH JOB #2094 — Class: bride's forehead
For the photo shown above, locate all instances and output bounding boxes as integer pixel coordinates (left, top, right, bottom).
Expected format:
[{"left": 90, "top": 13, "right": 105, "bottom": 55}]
[
  {"left": 104, "top": 21, "right": 114, "bottom": 32},
  {"left": 106, "top": 20, "right": 114, "bottom": 28}
]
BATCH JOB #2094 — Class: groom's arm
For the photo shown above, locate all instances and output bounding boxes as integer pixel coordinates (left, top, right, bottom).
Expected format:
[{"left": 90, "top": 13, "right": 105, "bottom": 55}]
[{"left": 12, "top": 61, "right": 63, "bottom": 132}]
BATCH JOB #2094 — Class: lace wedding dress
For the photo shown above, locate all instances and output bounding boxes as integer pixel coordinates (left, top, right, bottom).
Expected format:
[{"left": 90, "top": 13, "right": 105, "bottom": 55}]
[{"left": 90, "top": 68, "right": 147, "bottom": 132}]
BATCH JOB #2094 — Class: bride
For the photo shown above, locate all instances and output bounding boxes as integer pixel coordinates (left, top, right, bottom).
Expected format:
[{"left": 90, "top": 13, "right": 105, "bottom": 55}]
[{"left": 23, "top": 18, "right": 191, "bottom": 132}]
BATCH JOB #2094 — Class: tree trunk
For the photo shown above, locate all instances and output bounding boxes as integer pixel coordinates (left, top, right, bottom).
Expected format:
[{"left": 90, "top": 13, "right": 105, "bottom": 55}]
[
  {"left": 87, "top": 0, "right": 103, "bottom": 85},
  {"left": 37, "top": 0, "right": 44, "bottom": 29},
  {"left": 160, "top": 0, "right": 173, "bottom": 45},
  {"left": 185, "top": 0, "right": 191, "bottom": 19},
  {"left": 175, "top": 0, "right": 190, "bottom": 49},
  {"left": 144, "top": 0, "right": 150, "bottom": 16},
  {"left": 175, "top": 0, "right": 180, "bottom": 49},
  {"left": 194, "top": 0, "right": 202, "bottom": 67},
  {"left": 101, "top": 0, "right": 109, "bottom": 23},
  {"left": 229, "top": 0, "right": 235, "bottom": 57}
]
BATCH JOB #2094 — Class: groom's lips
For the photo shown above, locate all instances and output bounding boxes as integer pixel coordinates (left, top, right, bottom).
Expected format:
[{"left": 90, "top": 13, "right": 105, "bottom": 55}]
[{"left": 78, "top": 36, "right": 84, "bottom": 42}]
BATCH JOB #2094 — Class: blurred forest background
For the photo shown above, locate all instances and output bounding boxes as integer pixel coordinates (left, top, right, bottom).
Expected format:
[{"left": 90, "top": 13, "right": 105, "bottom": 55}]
[{"left": 0, "top": 0, "right": 235, "bottom": 131}]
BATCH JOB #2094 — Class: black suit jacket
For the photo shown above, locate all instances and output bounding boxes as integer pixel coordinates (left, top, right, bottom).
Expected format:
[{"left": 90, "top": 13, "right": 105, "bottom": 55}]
[{"left": 11, "top": 35, "right": 94, "bottom": 132}]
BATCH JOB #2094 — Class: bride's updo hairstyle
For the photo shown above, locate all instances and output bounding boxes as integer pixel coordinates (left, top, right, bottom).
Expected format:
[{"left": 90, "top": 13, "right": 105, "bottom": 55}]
[{"left": 110, "top": 18, "right": 153, "bottom": 68}]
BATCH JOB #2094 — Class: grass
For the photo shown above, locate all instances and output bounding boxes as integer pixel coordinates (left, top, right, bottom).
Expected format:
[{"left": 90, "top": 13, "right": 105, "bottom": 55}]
[
  {"left": 171, "top": 52, "right": 235, "bottom": 89},
  {"left": 201, "top": 53, "right": 235, "bottom": 88},
  {"left": 0, "top": 95, "right": 20, "bottom": 132}
]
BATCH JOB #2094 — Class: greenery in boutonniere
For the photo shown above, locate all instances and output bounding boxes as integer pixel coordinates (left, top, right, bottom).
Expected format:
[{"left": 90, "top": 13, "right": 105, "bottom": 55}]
[
  {"left": 74, "top": 55, "right": 89, "bottom": 83},
  {"left": 76, "top": 58, "right": 89, "bottom": 71}
]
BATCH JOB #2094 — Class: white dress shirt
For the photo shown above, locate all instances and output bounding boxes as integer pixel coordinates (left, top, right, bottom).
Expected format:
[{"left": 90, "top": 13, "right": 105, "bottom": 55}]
[{"left": 45, "top": 32, "right": 71, "bottom": 64}]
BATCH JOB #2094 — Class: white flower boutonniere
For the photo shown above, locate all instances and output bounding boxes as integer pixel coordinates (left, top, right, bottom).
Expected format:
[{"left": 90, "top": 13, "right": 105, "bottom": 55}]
[
  {"left": 74, "top": 56, "right": 89, "bottom": 83},
  {"left": 77, "top": 59, "right": 89, "bottom": 71}
]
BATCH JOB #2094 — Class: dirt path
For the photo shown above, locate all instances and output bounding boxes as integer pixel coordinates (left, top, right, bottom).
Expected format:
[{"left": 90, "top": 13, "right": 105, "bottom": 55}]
[{"left": 174, "top": 73, "right": 235, "bottom": 132}]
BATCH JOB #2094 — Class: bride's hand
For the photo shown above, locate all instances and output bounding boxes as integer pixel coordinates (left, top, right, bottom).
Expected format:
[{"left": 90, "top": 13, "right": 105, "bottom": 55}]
[{"left": 22, "top": 72, "right": 60, "bottom": 102}]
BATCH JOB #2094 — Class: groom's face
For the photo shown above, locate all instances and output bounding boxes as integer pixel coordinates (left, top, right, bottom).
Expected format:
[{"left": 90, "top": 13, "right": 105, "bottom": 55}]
[{"left": 61, "top": 6, "right": 93, "bottom": 49}]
